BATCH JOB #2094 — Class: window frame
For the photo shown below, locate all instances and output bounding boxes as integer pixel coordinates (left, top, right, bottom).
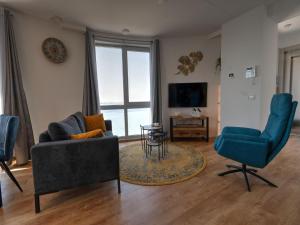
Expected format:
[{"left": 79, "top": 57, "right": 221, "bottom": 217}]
[{"left": 95, "top": 43, "right": 151, "bottom": 138}]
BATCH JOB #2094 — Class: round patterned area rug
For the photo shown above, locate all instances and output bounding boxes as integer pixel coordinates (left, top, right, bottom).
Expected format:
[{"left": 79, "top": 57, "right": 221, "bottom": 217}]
[{"left": 120, "top": 143, "right": 206, "bottom": 186}]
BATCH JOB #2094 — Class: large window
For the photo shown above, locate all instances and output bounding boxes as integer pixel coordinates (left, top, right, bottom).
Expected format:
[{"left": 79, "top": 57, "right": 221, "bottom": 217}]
[{"left": 96, "top": 45, "right": 151, "bottom": 137}]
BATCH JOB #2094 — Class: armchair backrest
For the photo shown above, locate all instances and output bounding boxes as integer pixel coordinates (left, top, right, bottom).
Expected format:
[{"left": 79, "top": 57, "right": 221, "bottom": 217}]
[
  {"left": 260, "top": 93, "right": 298, "bottom": 164},
  {"left": 267, "top": 100, "right": 297, "bottom": 163},
  {"left": 0, "top": 115, "right": 19, "bottom": 161},
  {"left": 261, "top": 94, "right": 293, "bottom": 148}
]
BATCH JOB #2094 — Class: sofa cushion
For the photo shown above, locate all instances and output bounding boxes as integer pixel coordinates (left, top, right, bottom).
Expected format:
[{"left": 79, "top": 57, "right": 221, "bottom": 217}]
[
  {"left": 48, "top": 116, "right": 82, "bottom": 141},
  {"left": 84, "top": 114, "right": 107, "bottom": 132},
  {"left": 70, "top": 129, "right": 104, "bottom": 140},
  {"left": 104, "top": 120, "right": 112, "bottom": 131},
  {"left": 72, "top": 112, "right": 86, "bottom": 132},
  {"left": 104, "top": 130, "right": 113, "bottom": 136},
  {"left": 39, "top": 131, "right": 52, "bottom": 143}
]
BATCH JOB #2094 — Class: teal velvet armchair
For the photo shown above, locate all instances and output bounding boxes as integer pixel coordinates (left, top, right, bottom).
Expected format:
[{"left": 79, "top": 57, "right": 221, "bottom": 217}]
[
  {"left": 214, "top": 93, "right": 297, "bottom": 191},
  {"left": 0, "top": 115, "right": 21, "bottom": 207}
]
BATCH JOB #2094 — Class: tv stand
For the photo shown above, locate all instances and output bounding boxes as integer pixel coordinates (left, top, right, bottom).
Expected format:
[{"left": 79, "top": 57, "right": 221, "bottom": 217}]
[{"left": 170, "top": 116, "right": 209, "bottom": 142}]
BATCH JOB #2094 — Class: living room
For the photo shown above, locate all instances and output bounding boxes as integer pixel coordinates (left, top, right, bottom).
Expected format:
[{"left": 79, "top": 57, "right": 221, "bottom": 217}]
[{"left": 0, "top": 0, "right": 300, "bottom": 224}]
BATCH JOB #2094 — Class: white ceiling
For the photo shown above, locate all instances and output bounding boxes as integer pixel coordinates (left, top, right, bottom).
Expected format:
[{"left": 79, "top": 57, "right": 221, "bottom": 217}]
[
  {"left": 278, "top": 15, "right": 300, "bottom": 34},
  {"left": 1, "top": 0, "right": 276, "bottom": 37}
]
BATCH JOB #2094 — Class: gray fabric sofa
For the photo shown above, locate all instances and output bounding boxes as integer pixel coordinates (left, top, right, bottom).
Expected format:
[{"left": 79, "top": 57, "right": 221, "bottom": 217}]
[{"left": 31, "top": 112, "right": 120, "bottom": 213}]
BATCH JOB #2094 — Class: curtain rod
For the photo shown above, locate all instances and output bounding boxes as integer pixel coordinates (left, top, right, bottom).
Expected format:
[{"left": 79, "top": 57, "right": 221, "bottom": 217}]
[
  {"left": 0, "top": 5, "right": 20, "bottom": 16},
  {"left": 94, "top": 35, "right": 154, "bottom": 44},
  {"left": 89, "top": 28, "right": 155, "bottom": 43}
]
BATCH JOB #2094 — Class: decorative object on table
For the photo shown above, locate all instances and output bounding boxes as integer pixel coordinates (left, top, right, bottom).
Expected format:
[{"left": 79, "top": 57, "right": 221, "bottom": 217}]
[
  {"left": 215, "top": 93, "right": 297, "bottom": 192},
  {"left": 42, "top": 37, "right": 67, "bottom": 63},
  {"left": 170, "top": 116, "right": 209, "bottom": 142},
  {"left": 176, "top": 51, "right": 203, "bottom": 75},
  {"left": 192, "top": 108, "right": 202, "bottom": 117},
  {"left": 173, "top": 112, "right": 181, "bottom": 117},
  {"left": 120, "top": 143, "right": 206, "bottom": 186},
  {"left": 0, "top": 115, "right": 22, "bottom": 208}
]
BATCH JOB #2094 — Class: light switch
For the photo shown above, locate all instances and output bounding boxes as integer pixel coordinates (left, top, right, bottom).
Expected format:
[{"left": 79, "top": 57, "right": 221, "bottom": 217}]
[{"left": 245, "top": 66, "right": 256, "bottom": 79}]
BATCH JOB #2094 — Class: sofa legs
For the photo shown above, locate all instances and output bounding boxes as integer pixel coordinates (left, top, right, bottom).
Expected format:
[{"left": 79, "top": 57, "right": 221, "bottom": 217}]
[
  {"left": 218, "top": 164, "right": 278, "bottom": 192},
  {"left": 34, "top": 194, "right": 40, "bottom": 213},
  {"left": 34, "top": 178, "right": 121, "bottom": 214},
  {"left": 117, "top": 178, "right": 121, "bottom": 194}
]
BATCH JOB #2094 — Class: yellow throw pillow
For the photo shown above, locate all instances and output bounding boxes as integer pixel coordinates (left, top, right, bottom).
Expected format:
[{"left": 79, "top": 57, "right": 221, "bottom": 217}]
[
  {"left": 70, "top": 129, "right": 104, "bottom": 140},
  {"left": 84, "top": 113, "right": 107, "bottom": 132}
]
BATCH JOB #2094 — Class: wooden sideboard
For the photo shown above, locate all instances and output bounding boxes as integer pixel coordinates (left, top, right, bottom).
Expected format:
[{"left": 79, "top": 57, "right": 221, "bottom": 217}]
[{"left": 170, "top": 116, "right": 209, "bottom": 142}]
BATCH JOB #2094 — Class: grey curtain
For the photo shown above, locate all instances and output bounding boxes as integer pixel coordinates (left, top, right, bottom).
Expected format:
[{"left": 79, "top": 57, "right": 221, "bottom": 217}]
[
  {"left": 82, "top": 28, "right": 100, "bottom": 116},
  {"left": 0, "top": 9, "right": 5, "bottom": 112},
  {"left": 2, "top": 9, "right": 34, "bottom": 165},
  {"left": 150, "top": 39, "right": 162, "bottom": 123}
]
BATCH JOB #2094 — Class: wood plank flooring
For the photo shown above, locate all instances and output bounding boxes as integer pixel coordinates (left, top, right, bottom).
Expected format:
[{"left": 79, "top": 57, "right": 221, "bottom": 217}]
[{"left": 1, "top": 137, "right": 300, "bottom": 225}]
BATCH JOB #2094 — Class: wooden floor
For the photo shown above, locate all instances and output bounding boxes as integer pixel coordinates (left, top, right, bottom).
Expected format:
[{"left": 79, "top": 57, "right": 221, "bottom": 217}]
[{"left": 1, "top": 137, "right": 300, "bottom": 225}]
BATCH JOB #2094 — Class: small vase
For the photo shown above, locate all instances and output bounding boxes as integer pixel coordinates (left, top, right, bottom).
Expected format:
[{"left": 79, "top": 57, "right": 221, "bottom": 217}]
[{"left": 192, "top": 108, "right": 202, "bottom": 117}]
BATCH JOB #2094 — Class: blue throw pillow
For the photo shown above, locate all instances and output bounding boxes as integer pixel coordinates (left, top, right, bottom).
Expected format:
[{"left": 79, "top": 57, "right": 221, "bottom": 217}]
[{"left": 48, "top": 116, "right": 82, "bottom": 141}]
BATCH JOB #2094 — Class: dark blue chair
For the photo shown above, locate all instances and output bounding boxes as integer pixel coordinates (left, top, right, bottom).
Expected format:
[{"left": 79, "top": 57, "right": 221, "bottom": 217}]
[
  {"left": 0, "top": 115, "right": 22, "bottom": 207},
  {"left": 214, "top": 93, "right": 297, "bottom": 191}
]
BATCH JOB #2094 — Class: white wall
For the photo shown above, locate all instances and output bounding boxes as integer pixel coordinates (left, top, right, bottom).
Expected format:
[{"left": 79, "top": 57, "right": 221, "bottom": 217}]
[
  {"left": 221, "top": 6, "right": 278, "bottom": 130},
  {"left": 260, "top": 11, "right": 279, "bottom": 127},
  {"left": 291, "top": 57, "right": 300, "bottom": 120},
  {"left": 12, "top": 12, "right": 221, "bottom": 141},
  {"left": 160, "top": 36, "right": 221, "bottom": 137},
  {"left": 279, "top": 30, "right": 300, "bottom": 48},
  {"left": 13, "top": 13, "right": 85, "bottom": 141}
]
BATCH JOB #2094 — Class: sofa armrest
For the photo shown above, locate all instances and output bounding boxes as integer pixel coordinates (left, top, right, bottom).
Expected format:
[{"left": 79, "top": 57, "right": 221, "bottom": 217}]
[
  {"left": 31, "top": 135, "right": 119, "bottom": 195},
  {"left": 222, "top": 126, "right": 261, "bottom": 136},
  {"left": 105, "top": 120, "right": 112, "bottom": 131}
]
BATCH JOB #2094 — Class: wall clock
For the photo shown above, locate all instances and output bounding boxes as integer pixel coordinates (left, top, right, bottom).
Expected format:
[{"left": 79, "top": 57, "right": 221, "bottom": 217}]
[{"left": 42, "top": 37, "right": 67, "bottom": 64}]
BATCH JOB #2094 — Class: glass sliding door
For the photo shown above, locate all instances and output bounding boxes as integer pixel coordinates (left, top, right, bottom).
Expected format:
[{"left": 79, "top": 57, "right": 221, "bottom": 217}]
[
  {"left": 127, "top": 50, "right": 151, "bottom": 102},
  {"left": 95, "top": 45, "right": 151, "bottom": 138},
  {"left": 96, "top": 46, "right": 124, "bottom": 106}
]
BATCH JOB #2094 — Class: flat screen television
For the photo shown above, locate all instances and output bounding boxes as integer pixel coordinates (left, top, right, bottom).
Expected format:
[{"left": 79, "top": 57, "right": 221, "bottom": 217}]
[{"left": 168, "top": 82, "right": 207, "bottom": 108}]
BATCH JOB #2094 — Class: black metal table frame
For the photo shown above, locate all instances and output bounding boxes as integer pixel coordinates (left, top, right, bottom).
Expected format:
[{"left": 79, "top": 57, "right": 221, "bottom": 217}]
[{"left": 140, "top": 125, "right": 168, "bottom": 160}]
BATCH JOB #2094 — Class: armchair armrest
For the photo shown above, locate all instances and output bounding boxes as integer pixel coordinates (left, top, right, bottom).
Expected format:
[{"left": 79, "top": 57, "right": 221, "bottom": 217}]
[
  {"left": 221, "top": 133, "right": 269, "bottom": 143},
  {"left": 222, "top": 126, "right": 261, "bottom": 136},
  {"left": 216, "top": 134, "right": 271, "bottom": 168}
]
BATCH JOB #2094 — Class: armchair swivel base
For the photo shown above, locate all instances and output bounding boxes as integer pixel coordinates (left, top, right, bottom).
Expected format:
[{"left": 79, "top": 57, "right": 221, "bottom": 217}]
[{"left": 218, "top": 164, "right": 277, "bottom": 192}]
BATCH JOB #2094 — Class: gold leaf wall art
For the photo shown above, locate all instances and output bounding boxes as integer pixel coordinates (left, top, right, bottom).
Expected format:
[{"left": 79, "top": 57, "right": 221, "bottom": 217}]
[{"left": 176, "top": 51, "right": 203, "bottom": 76}]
